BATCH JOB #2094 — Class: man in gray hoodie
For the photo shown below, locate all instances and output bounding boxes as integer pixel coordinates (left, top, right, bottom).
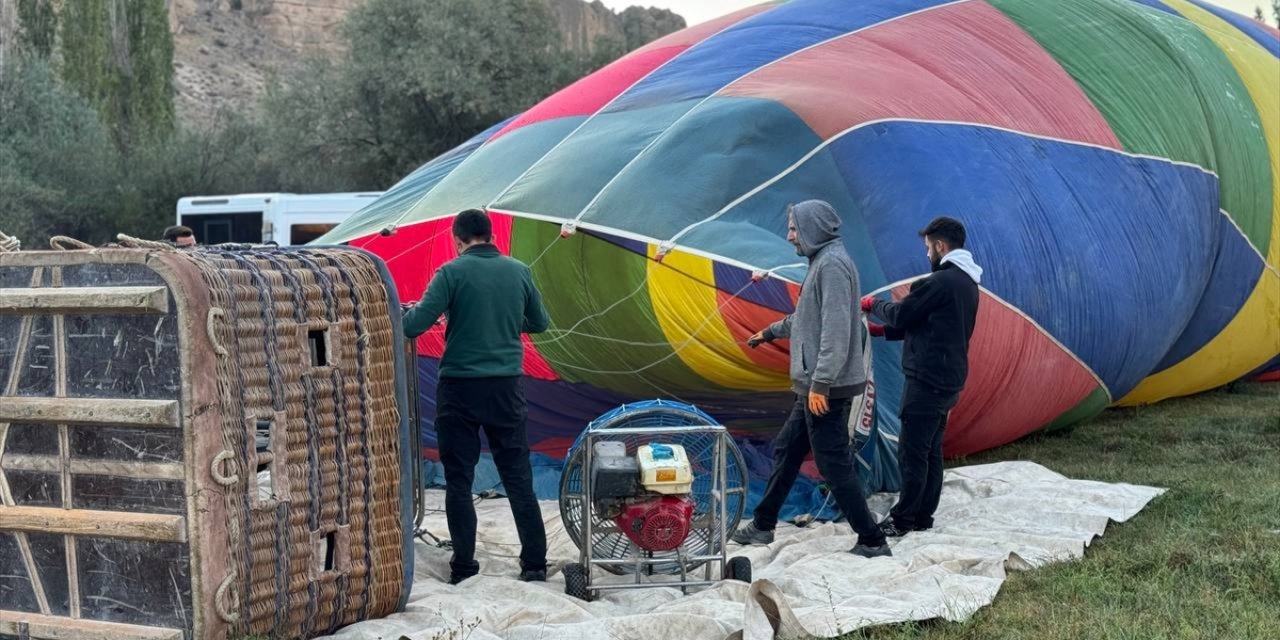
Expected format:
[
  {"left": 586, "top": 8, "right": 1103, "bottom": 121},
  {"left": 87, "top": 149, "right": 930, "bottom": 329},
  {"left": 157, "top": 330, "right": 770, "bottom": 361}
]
[{"left": 732, "top": 200, "right": 890, "bottom": 558}]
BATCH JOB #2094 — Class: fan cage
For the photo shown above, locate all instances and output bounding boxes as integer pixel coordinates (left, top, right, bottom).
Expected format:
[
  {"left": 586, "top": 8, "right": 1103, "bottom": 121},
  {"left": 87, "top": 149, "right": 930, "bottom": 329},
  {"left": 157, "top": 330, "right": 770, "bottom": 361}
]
[{"left": 559, "top": 400, "right": 747, "bottom": 575}]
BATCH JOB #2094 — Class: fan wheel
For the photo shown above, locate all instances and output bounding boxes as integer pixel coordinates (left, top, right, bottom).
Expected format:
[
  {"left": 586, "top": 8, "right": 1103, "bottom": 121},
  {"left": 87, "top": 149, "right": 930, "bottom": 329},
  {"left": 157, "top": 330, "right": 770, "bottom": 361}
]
[
  {"left": 563, "top": 562, "right": 592, "bottom": 601},
  {"left": 723, "top": 556, "right": 752, "bottom": 583}
]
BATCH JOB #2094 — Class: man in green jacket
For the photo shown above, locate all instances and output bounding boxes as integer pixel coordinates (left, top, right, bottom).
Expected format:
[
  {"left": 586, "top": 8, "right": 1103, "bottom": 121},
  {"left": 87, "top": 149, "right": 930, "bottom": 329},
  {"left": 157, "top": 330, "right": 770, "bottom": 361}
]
[{"left": 403, "top": 209, "right": 551, "bottom": 585}]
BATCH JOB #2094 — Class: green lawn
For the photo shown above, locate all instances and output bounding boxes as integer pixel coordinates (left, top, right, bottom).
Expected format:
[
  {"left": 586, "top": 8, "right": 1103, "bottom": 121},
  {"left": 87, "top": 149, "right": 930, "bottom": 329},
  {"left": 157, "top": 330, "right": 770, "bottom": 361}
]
[{"left": 847, "top": 382, "right": 1280, "bottom": 640}]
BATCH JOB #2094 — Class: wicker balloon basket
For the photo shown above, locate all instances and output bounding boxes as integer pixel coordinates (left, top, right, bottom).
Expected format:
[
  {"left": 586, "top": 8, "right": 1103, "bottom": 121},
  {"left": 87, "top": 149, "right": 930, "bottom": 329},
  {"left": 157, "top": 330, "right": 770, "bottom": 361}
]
[{"left": 0, "top": 244, "right": 417, "bottom": 640}]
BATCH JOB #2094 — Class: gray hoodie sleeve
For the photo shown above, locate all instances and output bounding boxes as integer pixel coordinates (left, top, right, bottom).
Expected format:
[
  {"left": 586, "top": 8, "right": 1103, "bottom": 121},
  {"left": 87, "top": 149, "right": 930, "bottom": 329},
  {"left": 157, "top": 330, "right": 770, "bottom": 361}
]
[
  {"left": 763, "top": 314, "right": 792, "bottom": 341},
  {"left": 810, "top": 264, "right": 855, "bottom": 396}
]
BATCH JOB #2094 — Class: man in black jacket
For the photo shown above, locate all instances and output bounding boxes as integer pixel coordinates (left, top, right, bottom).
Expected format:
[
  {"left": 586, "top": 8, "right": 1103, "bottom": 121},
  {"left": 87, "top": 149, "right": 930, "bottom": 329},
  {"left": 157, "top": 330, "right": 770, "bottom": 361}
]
[{"left": 861, "top": 217, "right": 981, "bottom": 537}]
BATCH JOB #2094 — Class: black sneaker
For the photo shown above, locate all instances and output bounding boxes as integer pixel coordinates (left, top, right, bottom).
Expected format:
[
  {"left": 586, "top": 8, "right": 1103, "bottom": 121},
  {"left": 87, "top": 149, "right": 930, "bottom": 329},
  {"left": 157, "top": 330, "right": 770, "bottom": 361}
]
[
  {"left": 879, "top": 520, "right": 911, "bottom": 538},
  {"left": 448, "top": 572, "right": 476, "bottom": 585},
  {"left": 850, "top": 543, "right": 892, "bottom": 558},
  {"left": 731, "top": 521, "right": 775, "bottom": 545},
  {"left": 519, "top": 568, "right": 547, "bottom": 582}
]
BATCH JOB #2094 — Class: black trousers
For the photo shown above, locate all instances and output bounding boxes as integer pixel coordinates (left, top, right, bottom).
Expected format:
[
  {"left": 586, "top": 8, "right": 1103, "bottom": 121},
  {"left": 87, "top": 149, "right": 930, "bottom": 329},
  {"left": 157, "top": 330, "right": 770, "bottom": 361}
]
[
  {"left": 889, "top": 379, "right": 959, "bottom": 530},
  {"left": 752, "top": 395, "right": 886, "bottom": 546},
  {"left": 435, "top": 376, "right": 547, "bottom": 577}
]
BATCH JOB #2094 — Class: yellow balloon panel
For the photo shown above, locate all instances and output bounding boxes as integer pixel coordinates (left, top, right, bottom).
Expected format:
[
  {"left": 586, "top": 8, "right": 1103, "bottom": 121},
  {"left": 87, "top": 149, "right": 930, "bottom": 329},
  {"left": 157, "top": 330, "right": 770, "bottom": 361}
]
[
  {"left": 1120, "top": 267, "right": 1280, "bottom": 405},
  {"left": 646, "top": 248, "right": 791, "bottom": 391}
]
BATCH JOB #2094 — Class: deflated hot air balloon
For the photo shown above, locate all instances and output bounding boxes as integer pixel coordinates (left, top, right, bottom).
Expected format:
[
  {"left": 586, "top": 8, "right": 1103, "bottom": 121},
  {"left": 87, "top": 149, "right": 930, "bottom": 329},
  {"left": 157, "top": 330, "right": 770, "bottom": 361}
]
[{"left": 320, "top": 0, "right": 1280, "bottom": 492}]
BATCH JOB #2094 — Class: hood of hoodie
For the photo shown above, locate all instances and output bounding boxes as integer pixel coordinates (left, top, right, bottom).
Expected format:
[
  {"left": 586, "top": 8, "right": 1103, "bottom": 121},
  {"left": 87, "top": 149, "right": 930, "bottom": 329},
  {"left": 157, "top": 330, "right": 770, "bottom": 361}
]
[
  {"left": 791, "top": 200, "right": 842, "bottom": 258},
  {"left": 941, "top": 248, "right": 983, "bottom": 284}
]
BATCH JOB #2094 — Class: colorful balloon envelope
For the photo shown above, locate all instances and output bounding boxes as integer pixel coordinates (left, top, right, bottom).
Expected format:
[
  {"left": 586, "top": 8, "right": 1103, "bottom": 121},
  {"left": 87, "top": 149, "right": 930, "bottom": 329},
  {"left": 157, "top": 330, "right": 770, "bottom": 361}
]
[{"left": 321, "top": 0, "right": 1280, "bottom": 491}]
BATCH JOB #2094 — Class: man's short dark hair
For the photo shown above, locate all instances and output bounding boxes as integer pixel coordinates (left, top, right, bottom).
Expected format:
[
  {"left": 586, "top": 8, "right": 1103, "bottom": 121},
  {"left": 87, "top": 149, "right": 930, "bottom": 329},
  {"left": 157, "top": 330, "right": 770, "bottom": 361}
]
[
  {"left": 452, "top": 209, "right": 493, "bottom": 243},
  {"left": 163, "top": 225, "right": 194, "bottom": 242},
  {"left": 918, "top": 216, "right": 966, "bottom": 248}
]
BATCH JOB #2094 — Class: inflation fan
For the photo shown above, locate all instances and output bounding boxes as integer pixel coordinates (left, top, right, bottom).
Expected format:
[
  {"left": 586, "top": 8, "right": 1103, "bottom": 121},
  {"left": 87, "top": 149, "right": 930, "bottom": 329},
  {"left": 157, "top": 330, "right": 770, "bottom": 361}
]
[{"left": 558, "top": 400, "right": 752, "bottom": 601}]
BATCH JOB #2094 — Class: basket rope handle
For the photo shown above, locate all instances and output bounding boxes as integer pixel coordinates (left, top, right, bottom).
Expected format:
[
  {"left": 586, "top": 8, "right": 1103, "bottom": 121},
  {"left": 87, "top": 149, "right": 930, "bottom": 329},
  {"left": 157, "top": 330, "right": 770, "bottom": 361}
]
[
  {"left": 116, "top": 233, "right": 174, "bottom": 250},
  {"left": 207, "top": 308, "right": 229, "bottom": 357},
  {"left": 49, "top": 236, "right": 94, "bottom": 250},
  {"left": 0, "top": 230, "right": 19, "bottom": 252},
  {"left": 215, "top": 572, "right": 240, "bottom": 623},
  {"left": 210, "top": 450, "right": 238, "bottom": 487}
]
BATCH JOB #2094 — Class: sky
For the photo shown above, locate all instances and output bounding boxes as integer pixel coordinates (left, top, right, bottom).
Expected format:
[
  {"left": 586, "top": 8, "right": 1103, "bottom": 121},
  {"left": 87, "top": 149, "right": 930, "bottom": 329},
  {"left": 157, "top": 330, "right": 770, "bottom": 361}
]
[{"left": 601, "top": 0, "right": 1273, "bottom": 27}]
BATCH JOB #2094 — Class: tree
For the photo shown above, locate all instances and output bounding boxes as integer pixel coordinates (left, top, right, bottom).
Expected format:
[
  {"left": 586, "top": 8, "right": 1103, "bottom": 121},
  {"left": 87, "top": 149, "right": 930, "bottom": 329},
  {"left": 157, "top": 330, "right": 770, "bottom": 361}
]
[
  {"left": 122, "top": 111, "right": 285, "bottom": 240},
  {"left": 257, "top": 57, "right": 374, "bottom": 192},
  {"left": 0, "top": 57, "right": 273, "bottom": 246},
  {"left": 0, "top": 59, "right": 122, "bottom": 246},
  {"left": 261, "top": 0, "right": 586, "bottom": 190},
  {"left": 618, "top": 6, "right": 685, "bottom": 51},
  {"left": 59, "top": 0, "right": 174, "bottom": 150},
  {"left": 17, "top": 0, "right": 58, "bottom": 59},
  {"left": 1273, "top": 0, "right": 1280, "bottom": 28},
  {"left": 1257, "top": 6, "right": 1266, "bottom": 21},
  {"left": 122, "top": 0, "right": 176, "bottom": 143}
]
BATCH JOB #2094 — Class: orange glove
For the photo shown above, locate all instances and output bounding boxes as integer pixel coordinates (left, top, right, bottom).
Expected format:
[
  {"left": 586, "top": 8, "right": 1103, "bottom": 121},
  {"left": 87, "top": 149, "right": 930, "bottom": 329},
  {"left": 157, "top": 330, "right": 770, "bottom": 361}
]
[{"left": 808, "top": 391, "right": 829, "bottom": 417}]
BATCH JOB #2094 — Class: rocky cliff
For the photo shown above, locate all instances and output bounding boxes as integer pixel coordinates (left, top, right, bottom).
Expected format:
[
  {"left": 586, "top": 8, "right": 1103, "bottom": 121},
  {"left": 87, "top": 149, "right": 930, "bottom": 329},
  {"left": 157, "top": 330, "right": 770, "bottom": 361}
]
[
  {"left": 168, "top": 0, "right": 684, "bottom": 127},
  {"left": 553, "top": 0, "right": 618, "bottom": 52}
]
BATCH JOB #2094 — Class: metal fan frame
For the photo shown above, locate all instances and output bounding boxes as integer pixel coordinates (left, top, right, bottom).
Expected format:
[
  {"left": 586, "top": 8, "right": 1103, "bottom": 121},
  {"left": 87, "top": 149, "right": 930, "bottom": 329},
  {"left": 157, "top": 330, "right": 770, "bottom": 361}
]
[{"left": 559, "top": 400, "right": 748, "bottom": 598}]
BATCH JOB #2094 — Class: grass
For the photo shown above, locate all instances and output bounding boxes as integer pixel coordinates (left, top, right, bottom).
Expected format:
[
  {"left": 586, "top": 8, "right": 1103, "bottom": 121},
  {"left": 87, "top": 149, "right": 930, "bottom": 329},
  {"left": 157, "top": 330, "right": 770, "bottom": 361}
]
[{"left": 844, "top": 382, "right": 1280, "bottom": 640}]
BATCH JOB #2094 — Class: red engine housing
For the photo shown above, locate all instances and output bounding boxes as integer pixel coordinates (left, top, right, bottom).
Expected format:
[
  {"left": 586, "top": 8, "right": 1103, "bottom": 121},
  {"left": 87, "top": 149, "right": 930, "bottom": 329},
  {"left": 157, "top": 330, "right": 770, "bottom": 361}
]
[{"left": 615, "top": 495, "right": 696, "bottom": 552}]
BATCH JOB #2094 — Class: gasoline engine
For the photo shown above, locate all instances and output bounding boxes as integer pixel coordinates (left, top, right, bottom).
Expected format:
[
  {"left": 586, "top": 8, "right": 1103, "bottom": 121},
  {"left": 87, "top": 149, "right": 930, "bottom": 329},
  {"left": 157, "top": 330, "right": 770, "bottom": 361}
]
[{"left": 590, "top": 441, "right": 696, "bottom": 552}]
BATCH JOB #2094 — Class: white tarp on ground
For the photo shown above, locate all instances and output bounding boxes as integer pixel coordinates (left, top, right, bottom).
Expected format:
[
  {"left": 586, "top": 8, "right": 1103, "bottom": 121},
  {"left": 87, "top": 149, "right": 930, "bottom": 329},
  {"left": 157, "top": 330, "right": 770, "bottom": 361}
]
[{"left": 325, "top": 461, "right": 1163, "bottom": 640}]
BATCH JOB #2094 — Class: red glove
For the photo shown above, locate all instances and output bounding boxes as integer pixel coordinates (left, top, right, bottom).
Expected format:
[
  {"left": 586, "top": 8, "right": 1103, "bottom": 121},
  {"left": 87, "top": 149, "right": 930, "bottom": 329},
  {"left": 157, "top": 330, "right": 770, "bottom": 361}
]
[
  {"left": 860, "top": 296, "right": 875, "bottom": 313},
  {"left": 867, "top": 322, "right": 885, "bottom": 338}
]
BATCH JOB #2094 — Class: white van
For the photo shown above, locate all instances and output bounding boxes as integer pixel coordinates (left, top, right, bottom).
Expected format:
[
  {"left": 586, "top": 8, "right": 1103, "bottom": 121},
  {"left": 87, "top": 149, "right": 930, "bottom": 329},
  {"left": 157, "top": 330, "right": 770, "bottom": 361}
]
[{"left": 175, "top": 192, "right": 382, "bottom": 246}]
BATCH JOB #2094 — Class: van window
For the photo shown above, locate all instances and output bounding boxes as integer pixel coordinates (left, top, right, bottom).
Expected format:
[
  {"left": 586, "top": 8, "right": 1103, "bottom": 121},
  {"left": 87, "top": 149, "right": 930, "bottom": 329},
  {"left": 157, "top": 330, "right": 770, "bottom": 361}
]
[
  {"left": 290, "top": 223, "right": 338, "bottom": 246},
  {"left": 181, "top": 212, "right": 263, "bottom": 245}
]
